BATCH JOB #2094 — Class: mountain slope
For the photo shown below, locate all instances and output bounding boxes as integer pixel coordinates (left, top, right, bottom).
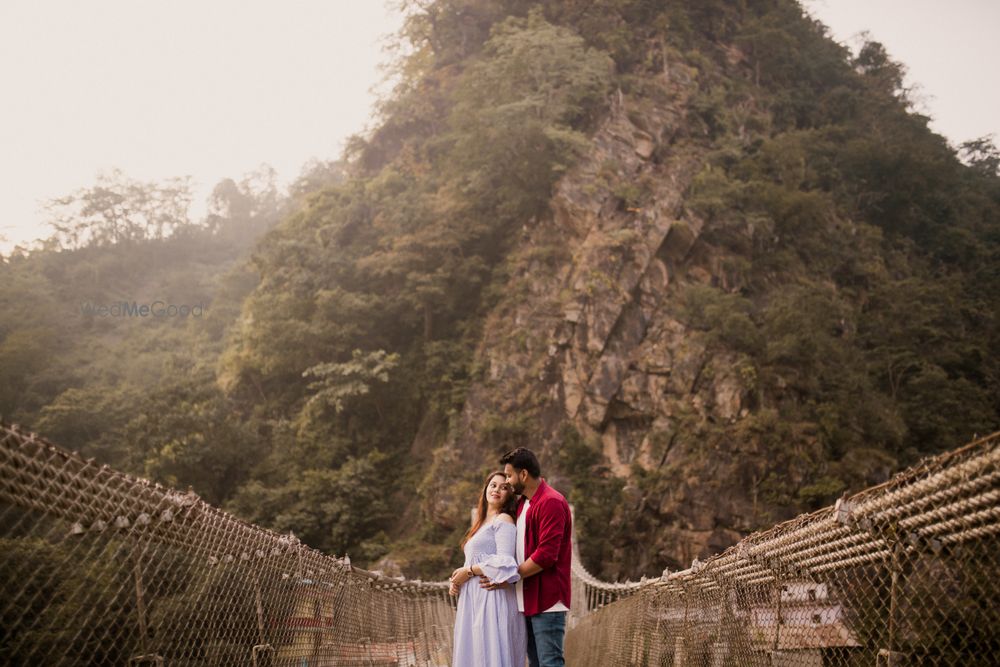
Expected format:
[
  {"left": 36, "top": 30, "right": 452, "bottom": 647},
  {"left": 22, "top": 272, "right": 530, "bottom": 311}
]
[{"left": 5, "top": 0, "right": 997, "bottom": 581}]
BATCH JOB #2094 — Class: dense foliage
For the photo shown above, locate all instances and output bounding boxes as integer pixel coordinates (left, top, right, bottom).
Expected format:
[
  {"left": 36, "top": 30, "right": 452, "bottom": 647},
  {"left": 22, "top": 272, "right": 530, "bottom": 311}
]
[{"left": 0, "top": 166, "right": 301, "bottom": 505}]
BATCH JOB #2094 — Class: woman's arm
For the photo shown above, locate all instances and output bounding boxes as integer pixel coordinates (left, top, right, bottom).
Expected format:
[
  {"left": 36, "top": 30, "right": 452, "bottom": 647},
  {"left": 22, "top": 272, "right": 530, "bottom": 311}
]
[
  {"left": 458, "top": 516, "right": 517, "bottom": 580},
  {"left": 476, "top": 516, "right": 520, "bottom": 587}
]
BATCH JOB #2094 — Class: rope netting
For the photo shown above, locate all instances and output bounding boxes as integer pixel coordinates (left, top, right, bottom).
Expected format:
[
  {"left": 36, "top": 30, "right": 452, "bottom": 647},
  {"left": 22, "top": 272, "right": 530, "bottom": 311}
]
[
  {"left": 566, "top": 431, "right": 1000, "bottom": 666},
  {"left": 3, "top": 418, "right": 998, "bottom": 666},
  {"left": 0, "top": 421, "right": 454, "bottom": 666}
]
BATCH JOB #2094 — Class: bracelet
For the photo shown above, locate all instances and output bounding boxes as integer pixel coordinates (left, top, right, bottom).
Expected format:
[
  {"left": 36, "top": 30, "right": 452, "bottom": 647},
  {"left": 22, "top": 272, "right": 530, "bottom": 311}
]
[{"left": 467, "top": 566, "right": 475, "bottom": 578}]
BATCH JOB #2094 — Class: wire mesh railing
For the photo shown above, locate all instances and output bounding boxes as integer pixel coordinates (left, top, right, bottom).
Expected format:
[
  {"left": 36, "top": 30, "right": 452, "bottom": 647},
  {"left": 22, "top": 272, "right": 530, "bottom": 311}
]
[
  {"left": 568, "top": 513, "right": 643, "bottom": 628},
  {"left": 565, "top": 431, "right": 1000, "bottom": 666},
  {"left": 4, "top": 417, "right": 999, "bottom": 666},
  {"left": 0, "top": 420, "right": 454, "bottom": 666}
]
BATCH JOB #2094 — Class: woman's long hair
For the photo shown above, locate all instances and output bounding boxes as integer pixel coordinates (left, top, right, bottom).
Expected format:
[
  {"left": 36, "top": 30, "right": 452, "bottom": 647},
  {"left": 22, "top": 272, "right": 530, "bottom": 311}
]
[{"left": 460, "top": 471, "right": 518, "bottom": 549}]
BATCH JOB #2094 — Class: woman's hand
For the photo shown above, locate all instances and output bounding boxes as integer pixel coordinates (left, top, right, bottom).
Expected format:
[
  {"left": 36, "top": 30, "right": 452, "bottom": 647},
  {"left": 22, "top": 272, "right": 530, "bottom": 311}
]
[
  {"left": 449, "top": 581, "right": 460, "bottom": 597},
  {"left": 450, "top": 566, "right": 476, "bottom": 586}
]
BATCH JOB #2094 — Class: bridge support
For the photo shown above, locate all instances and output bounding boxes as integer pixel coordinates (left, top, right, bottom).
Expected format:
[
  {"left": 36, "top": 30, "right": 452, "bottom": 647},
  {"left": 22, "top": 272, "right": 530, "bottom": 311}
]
[{"left": 132, "top": 547, "right": 151, "bottom": 658}]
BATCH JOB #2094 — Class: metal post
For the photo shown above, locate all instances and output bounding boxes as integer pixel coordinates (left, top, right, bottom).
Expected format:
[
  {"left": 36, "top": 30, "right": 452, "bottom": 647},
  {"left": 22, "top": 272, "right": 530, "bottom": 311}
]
[
  {"left": 362, "top": 637, "right": 374, "bottom": 667},
  {"left": 206, "top": 600, "right": 217, "bottom": 667},
  {"left": 713, "top": 584, "right": 731, "bottom": 667},
  {"left": 772, "top": 576, "right": 783, "bottom": 664},
  {"left": 133, "top": 552, "right": 149, "bottom": 658},
  {"left": 886, "top": 541, "right": 902, "bottom": 665},
  {"left": 651, "top": 588, "right": 663, "bottom": 665},
  {"left": 251, "top": 644, "right": 273, "bottom": 667},
  {"left": 253, "top": 575, "right": 266, "bottom": 647},
  {"left": 412, "top": 594, "right": 426, "bottom": 664},
  {"left": 421, "top": 602, "right": 433, "bottom": 663},
  {"left": 676, "top": 586, "right": 689, "bottom": 667}
]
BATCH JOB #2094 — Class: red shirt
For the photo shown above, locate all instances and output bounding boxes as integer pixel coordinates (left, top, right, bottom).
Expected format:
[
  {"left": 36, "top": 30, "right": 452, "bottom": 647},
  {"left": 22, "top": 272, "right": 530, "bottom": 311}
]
[{"left": 517, "top": 479, "right": 572, "bottom": 616}]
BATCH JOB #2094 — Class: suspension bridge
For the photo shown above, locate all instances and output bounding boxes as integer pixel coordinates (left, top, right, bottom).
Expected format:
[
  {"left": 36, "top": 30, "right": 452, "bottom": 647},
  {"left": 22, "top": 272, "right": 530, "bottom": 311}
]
[{"left": 2, "top": 420, "right": 998, "bottom": 665}]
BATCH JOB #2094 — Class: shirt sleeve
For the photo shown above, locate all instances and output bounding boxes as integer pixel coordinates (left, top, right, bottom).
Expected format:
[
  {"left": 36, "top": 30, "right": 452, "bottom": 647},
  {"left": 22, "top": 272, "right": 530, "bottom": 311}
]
[
  {"left": 478, "top": 521, "right": 520, "bottom": 584},
  {"left": 527, "top": 498, "right": 568, "bottom": 570}
]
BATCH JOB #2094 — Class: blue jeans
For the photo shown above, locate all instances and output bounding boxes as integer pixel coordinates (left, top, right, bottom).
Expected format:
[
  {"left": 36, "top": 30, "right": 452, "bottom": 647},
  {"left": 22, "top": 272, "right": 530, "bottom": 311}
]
[{"left": 526, "top": 611, "right": 566, "bottom": 667}]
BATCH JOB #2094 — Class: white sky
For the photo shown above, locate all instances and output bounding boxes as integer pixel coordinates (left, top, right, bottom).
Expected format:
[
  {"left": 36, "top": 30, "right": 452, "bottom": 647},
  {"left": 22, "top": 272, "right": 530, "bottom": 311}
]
[
  {"left": 803, "top": 0, "right": 1000, "bottom": 144},
  {"left": 0, "top": 0, "right": 403, "bottom": 252},
  {"left": 1, "top": 1, "right": 997, "bottom": 252}
]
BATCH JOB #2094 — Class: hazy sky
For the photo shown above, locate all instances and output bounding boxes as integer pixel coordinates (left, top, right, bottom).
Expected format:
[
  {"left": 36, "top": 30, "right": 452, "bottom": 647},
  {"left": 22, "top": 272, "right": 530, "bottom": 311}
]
[
  {"left": 803, "top": 0, "right": 1000, "bottom": 143},
  {"left": 1, "top": 1, "right": 997, "bottom": 252},
  {"left": 0, "top": 0, "right": 403, "bottom": 252}
]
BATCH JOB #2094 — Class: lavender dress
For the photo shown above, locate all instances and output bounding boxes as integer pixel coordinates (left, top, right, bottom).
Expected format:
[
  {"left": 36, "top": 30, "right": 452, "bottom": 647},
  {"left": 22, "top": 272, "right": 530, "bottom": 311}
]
[{"left": 452, "top": 516, "right": 527, "bottom": 667}]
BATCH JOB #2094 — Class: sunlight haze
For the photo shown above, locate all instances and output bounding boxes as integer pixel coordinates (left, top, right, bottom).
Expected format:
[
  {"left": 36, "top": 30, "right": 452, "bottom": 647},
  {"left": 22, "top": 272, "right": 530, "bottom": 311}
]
[
  {"left": 0, "top": 0, "right": 402, "bottom": 251},
  {"left": 1, "top": 0, "right": 997, "bottom": 252}
]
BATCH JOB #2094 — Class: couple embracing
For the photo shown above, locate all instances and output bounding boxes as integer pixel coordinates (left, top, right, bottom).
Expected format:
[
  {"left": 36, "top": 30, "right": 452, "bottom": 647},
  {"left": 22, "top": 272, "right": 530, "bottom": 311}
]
[{"left": 449, "top": 447, "right": 572, "bottom": 667}]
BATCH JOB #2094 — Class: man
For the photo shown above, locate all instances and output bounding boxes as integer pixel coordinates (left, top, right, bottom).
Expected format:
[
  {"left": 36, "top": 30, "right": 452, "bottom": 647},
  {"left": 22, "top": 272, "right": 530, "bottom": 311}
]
[{"left": 484, "top": 447, "right": 572, "bottom": 667}]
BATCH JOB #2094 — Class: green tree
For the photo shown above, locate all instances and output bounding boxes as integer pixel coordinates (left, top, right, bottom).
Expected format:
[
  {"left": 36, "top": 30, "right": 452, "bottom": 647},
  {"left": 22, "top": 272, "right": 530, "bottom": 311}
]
[
  {"left": 227, "top": 450, "right": 392, "bottom": 559},
  {"left": 959, "top": 135, "right": 1000, "bottom": 177},
  {"left": 447, "top": 9, "right": 613, "bottom": 221},
  {"left": 302, "top": 349, "right": 400, "bottom": 416},
  {"left": 44, "top": 170, "right": 193, "bottom": 248}
]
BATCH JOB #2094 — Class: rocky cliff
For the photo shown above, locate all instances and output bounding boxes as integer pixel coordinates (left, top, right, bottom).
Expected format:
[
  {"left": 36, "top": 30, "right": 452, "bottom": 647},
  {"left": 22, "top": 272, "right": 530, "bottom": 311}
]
[
  {"left": 422, "top": 6, "right": 1000, "bottom": 580},
  {"left": 439, "top": 48, "right": 761, "bottom": 577}
]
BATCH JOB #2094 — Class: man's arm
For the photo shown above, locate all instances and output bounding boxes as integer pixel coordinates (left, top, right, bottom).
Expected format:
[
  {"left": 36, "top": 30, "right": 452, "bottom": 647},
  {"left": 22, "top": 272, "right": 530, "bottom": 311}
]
[
  {"left": 482, "top": 555, "right": 545, "bottom": 590},
  {"left": 518, "top": 558, "right": 543, "bottom": 578},
  {"left": 481, "top": 500, "right": 567, "bottom": 590},
  {"left": 525, "top": 498, "right": 568, "bottom": 571}
]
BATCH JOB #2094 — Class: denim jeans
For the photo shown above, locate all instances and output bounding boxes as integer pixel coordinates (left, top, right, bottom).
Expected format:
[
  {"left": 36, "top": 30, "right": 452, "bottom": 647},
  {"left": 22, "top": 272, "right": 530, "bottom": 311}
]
[{"left": 526, "top": 611, "right": 566, "bottom": 667}]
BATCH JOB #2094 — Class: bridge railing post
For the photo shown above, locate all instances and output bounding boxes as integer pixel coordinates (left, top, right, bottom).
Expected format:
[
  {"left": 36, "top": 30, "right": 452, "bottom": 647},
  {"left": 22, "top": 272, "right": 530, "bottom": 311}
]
[
  {"left": 675, "top": 583, "right": 689, "bottom": 667},
  {"left": 133, "top": 548, "right": 150, "bottom": 658},
  {"left": 771, "top": 572, "right": 782, "bottom": 663},
  {"left": 252, "top": 574, "right": 267, "bottom": 650},
  {"left": 882, "top": 535, "right": 904, "bottom": 666}
]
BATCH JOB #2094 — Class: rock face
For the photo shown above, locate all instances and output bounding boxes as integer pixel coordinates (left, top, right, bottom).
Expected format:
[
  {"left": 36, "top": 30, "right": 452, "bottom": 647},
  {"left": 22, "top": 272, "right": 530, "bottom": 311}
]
[{"left": 447, "top": 56, "right": 773, "bottom": 578}]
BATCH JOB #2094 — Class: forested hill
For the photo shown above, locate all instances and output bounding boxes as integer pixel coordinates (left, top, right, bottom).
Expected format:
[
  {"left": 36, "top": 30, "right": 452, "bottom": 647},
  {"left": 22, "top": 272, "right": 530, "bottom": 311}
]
[
  {"left": 3, "top": 0, "right": 999, "bottom": 581},
  {"left": 0, "top": 164, "right": 336, "bottom": 498}
]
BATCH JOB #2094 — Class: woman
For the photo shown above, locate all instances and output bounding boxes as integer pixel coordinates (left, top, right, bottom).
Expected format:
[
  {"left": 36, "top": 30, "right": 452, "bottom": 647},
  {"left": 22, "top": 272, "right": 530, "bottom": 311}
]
[{"left": 450, "top": 471, "right": 527, "bottom": 667}]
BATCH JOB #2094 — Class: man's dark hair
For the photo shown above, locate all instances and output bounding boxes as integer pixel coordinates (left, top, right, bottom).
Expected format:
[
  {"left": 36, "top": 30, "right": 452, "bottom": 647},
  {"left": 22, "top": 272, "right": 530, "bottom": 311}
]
[{"left": 499, "top": 447, "right": 541, "bottom": 478}]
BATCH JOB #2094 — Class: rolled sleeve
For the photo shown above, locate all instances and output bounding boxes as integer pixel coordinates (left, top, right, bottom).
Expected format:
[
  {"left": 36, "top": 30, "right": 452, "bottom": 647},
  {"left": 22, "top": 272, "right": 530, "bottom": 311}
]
[{"left": 528, "top": 499, "right": 567, "bottom": 570}]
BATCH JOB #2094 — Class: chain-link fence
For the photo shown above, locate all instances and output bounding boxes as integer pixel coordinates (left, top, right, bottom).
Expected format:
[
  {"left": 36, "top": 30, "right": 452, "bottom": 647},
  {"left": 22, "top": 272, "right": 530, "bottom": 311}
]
[
  {"left": 4, "top": 418, "right": 998, "bottom": 666},
  {"left": 569, "top": 520, "right": 643, "bottom": 628},
  {"left": 0, "top": 421, "right": 455, "bottom": 666},
  {"left": 566, "top": 432, "right": 1000, "bottom": 666}
]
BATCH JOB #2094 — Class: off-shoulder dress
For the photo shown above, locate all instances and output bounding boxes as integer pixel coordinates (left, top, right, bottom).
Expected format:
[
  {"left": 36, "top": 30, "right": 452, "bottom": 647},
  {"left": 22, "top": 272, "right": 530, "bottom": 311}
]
[{"left": 452, "top": 516, "right": 527, "bottom": 667}]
